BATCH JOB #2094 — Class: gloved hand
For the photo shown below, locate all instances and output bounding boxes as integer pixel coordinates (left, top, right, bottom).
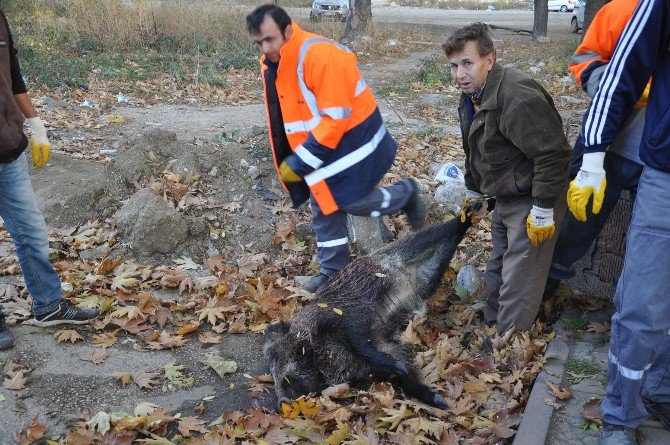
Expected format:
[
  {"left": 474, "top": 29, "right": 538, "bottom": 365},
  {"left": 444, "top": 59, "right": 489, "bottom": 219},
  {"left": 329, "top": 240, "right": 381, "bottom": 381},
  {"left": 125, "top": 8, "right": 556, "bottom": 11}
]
[
  {"left": 460, "top": 190, "right": 488, "bottom": 224},
  {"left": 27, "top": 117, "right": 50, "bottom": 169},
  {"left": 526, "top": 206, "right": 556, "bottom": 247},
  {"left": 279, "top": 160, "right": 302, "bottom": 183},
  {"left": 567, "top": 152, "right": 606, "bottom": 222}
]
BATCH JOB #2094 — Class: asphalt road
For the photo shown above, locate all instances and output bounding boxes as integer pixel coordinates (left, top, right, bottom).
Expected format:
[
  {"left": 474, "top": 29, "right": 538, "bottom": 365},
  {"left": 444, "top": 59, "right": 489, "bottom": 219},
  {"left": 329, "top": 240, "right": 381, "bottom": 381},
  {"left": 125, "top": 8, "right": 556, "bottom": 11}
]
[{"left": 291, "top": 6, "right": 575, "bottom": 36}]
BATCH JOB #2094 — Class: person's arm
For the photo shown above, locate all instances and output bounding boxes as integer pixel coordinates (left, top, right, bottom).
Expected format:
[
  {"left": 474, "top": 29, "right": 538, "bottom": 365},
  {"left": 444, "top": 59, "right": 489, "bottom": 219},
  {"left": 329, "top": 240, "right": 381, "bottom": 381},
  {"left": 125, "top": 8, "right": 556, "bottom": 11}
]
[
  {"left": 284, "top": 41, "right": 359, "bottom": 177},
  {"left": 582, "top": 0, "right": 668, "bottom": 153},
  {"left": 14, "top": 93, "right": 37, "bottom": 118},
  {"left": 567, "top": 0, "right": 669, "bottom": 221}
]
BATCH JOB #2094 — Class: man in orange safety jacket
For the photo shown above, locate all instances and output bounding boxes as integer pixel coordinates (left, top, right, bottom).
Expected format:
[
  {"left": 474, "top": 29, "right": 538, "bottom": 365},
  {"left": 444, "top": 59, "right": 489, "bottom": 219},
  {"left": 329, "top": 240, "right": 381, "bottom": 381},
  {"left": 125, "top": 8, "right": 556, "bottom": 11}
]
[{"left": 246, "top": 4, "right": 424, "bottom": 293}]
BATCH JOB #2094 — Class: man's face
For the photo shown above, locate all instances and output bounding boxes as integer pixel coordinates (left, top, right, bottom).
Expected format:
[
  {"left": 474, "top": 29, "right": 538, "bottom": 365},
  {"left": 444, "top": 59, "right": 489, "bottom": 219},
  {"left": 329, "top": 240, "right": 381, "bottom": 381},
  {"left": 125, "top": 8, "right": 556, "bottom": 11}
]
[
  {"left": 448, "top": 40, "right": 495, "bottom": 94},
  {"left": 251, "top": 15, "right": 292, "bottom": 64}
]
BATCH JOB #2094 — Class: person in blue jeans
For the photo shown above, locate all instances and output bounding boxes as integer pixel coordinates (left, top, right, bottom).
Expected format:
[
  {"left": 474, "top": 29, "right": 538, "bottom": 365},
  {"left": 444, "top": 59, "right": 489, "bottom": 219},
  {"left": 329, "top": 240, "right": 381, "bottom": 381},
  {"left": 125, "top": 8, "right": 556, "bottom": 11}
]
[
  {"left": 567, "top": 1, "right": 670, "bottom": 443},
  {"left": 0, "top": 10, "right": 99, "bottom": 350}
]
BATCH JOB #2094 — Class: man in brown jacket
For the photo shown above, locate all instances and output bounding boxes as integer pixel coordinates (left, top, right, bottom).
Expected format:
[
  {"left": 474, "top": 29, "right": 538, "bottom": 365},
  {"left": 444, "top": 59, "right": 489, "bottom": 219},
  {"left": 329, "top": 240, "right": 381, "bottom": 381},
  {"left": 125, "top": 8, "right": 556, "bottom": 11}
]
[{"left": 443, "top": 23, "right": 571, "bottom": 333}]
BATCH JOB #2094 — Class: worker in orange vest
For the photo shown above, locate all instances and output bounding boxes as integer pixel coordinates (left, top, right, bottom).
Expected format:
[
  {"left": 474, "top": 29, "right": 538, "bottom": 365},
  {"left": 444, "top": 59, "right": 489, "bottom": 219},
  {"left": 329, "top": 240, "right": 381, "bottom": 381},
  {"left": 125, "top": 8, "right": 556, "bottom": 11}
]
[{"left": 246, "top": 4, "right": 424, "bottom": 293}]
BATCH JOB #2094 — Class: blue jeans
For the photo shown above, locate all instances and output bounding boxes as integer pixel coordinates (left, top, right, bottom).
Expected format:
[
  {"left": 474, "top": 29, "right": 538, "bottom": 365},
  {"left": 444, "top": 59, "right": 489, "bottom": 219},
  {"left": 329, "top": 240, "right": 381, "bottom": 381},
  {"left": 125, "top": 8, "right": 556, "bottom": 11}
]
[
  {"left": 0, "top": 154, "right": 62, "bottom": 315},
  {"left": 601, "top": 166, "right": 670, "bottom": 428},
  {"left": 548, "top": 151, "right": 643, "bottom": 280}
]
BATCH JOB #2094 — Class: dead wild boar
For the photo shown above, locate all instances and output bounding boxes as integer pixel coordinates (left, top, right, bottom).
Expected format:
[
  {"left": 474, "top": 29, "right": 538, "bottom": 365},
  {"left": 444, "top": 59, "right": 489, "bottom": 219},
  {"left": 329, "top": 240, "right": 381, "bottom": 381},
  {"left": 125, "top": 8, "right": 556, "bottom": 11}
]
[{"left": 264, "top": 211, "right": 478, "bottom": 409}]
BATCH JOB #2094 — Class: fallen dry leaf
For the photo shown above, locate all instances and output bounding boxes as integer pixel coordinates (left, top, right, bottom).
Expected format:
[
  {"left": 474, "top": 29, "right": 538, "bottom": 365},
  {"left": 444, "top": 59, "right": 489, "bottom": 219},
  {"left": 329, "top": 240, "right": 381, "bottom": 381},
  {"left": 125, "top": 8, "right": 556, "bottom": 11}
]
[
  {"left": 546, "top": 381, "right": 572, "bottom": 400},
  {"left": 581, "top": 397, "right": 603, "bottom": 425},
  {"left": 81, "top": 349, "right": 110, "bottom": 365},
  {"left": 54, "top": 329, "right": 84, "bottom": 343}
]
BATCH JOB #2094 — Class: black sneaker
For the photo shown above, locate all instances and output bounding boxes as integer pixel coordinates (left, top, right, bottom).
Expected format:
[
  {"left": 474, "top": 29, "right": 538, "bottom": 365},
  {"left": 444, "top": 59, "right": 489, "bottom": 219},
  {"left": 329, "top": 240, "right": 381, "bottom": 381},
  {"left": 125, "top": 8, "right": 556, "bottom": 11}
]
[
  {"left": 303, "top": 273, "right": 329, "bottom": 293},
  {"left": 0, "top": 311, "right": 15, "bottom": 350},
  {"left": 403, "top": 178, "right": 425, "bottom": 231},
  {"left": 32, "top": 301, "right": 100, "bottom": 327}
]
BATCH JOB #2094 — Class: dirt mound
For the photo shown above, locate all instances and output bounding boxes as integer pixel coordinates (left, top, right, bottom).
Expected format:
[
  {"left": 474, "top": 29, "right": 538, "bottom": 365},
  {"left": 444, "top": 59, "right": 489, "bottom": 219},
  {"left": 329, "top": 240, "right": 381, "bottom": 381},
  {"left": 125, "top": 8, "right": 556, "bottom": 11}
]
[{"left": 31, "top": 127, "right": 288, "bottom": 265}]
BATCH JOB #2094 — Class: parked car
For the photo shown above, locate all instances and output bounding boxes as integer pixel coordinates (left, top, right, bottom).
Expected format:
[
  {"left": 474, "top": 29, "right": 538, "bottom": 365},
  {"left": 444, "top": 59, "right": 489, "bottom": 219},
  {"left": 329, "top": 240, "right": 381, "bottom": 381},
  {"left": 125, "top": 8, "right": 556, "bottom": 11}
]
[
  {"left": 310, "top": 0, "right": 350, "bottom": 22},
  {"left": 548, "top": 0, "right": 575, "bottom": 12},
  {"left": 571, "top": 0, "right": 586, "bottom": 32}
]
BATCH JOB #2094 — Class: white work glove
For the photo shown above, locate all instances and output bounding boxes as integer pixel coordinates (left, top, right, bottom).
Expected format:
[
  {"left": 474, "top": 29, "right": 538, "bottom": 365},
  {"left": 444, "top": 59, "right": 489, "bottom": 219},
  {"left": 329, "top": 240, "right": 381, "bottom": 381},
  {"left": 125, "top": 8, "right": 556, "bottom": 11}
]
[
  {"left": 526, "top": 206, "right": 555, "bottom": 247},
  {"left": 567, "top": 152, "right": 606, "bottom": 222},
  {"left": 27, "top": 117, "right": 50, "bottom": 169}
]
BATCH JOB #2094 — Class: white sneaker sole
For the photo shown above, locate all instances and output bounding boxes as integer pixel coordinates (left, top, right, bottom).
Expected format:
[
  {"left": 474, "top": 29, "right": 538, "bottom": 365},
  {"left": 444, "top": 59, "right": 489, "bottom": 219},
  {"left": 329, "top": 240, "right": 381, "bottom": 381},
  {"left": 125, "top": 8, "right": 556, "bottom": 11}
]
[{"left": 32, "top": 318, "right": 94, "bottom": 327}]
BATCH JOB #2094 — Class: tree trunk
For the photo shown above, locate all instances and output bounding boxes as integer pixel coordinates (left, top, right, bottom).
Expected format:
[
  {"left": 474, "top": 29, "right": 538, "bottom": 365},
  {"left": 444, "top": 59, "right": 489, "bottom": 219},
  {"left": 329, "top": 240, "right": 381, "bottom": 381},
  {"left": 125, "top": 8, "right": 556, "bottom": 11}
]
[
  {"left": 532, "top": 0, "right": 549, "bottom": 41},
  {"left": 583, "top": 0, "right": 610, "bottom": 35},
  {"left": 342, "top": 0, "right": 371, "bottom": 40}
]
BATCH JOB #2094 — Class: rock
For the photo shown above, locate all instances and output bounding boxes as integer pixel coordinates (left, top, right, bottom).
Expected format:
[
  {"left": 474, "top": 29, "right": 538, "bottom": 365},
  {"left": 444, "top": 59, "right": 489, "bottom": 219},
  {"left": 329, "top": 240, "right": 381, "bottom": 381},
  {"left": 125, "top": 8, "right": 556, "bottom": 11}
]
[
  {"left": 528, "top": 66, "right": 541, "bottom": 74},
  {"left": 434, "top": 179, "right": 467, "bottom": 215},
  {"left": 295, "top": 222, "right": 315, "bottom": 241},
  {"left": 248, "top": 166, "right": 261, "bottom": 180},
  {"left": 347, "top": 215, "right": 394, "bottom": 255},
  {"left": 209, "top": 166, "right": 219, "bottom": 177},
  {"left": 114, "top": 189, "right": 188, "bottom": 255},
  {"left": 536, "top": 36, "right": 551, "bottom": 44},
  {"left": 456, "top": 265, "right": 486, "bottom": 299}
]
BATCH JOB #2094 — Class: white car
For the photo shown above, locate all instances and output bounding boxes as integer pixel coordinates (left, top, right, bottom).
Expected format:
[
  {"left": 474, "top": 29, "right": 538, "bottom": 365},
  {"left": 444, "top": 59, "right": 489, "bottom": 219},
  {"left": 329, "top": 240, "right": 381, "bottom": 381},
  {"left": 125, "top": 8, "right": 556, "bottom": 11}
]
[
  {"left": 310, "top": 0, "right": 350, "bottom": 22},
  {"left": 571, "top": 0, "right": 586, "bottom": 32},
  {"left": 548, "top": 0, "right": 575, "bottom": 12}
]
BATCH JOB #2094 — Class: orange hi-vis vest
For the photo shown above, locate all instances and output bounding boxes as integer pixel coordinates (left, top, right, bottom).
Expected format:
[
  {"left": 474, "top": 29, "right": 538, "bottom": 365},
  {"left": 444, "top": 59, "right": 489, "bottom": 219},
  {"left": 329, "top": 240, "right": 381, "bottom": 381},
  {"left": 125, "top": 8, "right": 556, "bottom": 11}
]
[
  {"left": 260, "top": 23, "right": 397, "bottom": 215},
  {"left": 569, "top": 0, "right": 640, "bottom": 87}
]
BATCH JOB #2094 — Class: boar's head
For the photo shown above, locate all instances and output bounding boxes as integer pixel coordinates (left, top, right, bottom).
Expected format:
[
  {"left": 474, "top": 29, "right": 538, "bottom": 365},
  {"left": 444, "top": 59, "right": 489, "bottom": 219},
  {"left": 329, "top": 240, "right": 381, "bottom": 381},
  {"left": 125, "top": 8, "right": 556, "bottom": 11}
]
[{"left": 264, "top": 321, "right": 327, "bottom": 406}]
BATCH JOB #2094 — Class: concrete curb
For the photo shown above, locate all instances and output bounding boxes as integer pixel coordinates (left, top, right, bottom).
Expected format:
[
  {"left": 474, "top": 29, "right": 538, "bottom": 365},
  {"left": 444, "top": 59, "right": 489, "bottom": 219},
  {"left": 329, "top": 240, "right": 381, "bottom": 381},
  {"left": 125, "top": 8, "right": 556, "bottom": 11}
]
[{"left": 513, "top": 329, "right": 570, "bottom": 445}]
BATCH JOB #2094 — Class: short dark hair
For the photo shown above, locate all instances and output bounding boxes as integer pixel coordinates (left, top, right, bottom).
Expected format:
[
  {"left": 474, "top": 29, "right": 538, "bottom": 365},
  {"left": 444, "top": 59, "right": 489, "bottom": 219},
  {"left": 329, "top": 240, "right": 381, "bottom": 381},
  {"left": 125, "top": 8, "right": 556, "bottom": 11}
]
[
  {"left": 246, "top": 4, "right": 292, "bottom": 35},
  {"left": 442, "top": 22, "right": 495, "bottom": 57}
]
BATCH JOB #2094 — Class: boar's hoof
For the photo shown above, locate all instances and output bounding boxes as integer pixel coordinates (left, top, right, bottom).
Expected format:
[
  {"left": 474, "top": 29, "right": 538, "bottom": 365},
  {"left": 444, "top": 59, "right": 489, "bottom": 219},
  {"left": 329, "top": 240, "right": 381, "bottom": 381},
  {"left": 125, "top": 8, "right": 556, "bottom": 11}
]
[{"left": 394, "top": 360, "right": 409, "bottom": 375}]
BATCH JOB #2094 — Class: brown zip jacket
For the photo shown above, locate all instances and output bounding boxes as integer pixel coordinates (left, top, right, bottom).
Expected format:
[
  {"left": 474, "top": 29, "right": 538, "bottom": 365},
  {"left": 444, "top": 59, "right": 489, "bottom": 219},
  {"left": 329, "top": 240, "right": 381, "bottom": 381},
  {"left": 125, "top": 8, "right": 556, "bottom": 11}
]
[
  {"left": 458, "top": 63, "right": 571, "bottom": 208},
  {"left": 0, "top": 10, "right": 28, "bottom": 162}
]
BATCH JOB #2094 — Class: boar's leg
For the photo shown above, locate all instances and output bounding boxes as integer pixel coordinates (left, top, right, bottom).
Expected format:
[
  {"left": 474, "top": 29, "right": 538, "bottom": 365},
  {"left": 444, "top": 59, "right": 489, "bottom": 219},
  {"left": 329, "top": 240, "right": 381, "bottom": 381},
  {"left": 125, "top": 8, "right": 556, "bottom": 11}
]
[
  {"left": 393, "top": 372, "right": 448, "bottom": 409},
  {"left": 416, "top": 240, "right": 464, "bottom": 297},
  {"left": 344, "top": 325, "right": 409, "bottom": 375},
  {"left": 390, "top": 218, "right": 470, "bottom": 265}
]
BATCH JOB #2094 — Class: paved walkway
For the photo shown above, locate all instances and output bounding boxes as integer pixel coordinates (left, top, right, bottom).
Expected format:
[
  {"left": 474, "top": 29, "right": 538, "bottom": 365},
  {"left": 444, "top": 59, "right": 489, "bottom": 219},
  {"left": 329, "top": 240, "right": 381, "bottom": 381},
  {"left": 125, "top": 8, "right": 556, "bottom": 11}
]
[{"left": 543, "top": 308, "right": 670, "bottom": 445}]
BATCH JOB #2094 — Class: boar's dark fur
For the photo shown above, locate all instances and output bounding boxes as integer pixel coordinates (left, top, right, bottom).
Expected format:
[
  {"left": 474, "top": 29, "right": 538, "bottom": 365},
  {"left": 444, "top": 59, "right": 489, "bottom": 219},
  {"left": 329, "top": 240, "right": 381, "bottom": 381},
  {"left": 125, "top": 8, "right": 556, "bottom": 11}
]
[{"left": 264, "top": 214, "right": 473, "bottom": 409}]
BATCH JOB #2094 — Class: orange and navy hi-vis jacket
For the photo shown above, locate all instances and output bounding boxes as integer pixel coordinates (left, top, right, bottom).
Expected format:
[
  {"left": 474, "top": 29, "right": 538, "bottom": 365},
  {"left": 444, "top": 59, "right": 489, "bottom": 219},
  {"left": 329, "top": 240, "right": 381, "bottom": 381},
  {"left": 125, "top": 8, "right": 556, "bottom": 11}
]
[
  {"left": 260, "top": 23, "right": 397, "bottom": 215},
  {"left": 569, "top": 0, "right": 640, "bottom": 90}
]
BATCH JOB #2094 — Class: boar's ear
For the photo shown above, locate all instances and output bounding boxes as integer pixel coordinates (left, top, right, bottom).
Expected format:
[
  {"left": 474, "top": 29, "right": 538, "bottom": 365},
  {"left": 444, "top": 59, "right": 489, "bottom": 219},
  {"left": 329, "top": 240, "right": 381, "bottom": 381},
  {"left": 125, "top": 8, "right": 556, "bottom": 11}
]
[
  {"left": 263, "top": 321, "right": 292, "bottom": 373},
  {"left": 265, "top": 321, "right": 291, "bottom": 339}
]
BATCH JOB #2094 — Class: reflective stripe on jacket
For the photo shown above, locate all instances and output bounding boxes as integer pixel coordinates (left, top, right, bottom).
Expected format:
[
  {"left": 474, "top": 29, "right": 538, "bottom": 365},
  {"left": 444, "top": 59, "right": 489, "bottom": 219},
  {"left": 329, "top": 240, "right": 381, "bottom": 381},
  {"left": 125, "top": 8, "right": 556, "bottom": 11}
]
[{"left": 260, "top": 23, "right": 396, "bottom": 215}]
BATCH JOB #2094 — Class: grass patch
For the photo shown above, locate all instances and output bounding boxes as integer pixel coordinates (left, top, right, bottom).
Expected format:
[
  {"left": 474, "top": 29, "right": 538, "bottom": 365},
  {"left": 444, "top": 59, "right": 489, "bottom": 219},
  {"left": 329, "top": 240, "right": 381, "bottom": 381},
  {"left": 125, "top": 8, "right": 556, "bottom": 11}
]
[
  {"left": 566, "top": 358, "right": 605, "bottom": 384},
  {"left": 596, "top": 331, "right": 611, "bottom": 346},
  {"left": 562, "top": 317, "right": 589, "bottom": 332}
]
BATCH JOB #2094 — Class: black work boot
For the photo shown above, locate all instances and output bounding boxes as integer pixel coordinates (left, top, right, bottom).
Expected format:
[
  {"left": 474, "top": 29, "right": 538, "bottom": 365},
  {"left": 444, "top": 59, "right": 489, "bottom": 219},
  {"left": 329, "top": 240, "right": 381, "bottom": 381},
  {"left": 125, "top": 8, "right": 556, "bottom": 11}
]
[
  {"left": 643, "top": 396, "right": 670, "bottom": 431},
  {"left": 403, "top": 178, "right": 425, "bottom": 230},
  {"left": 599, "top": 422, "right": 637, "bottom": 445},
  {"left": 0, "top": 311, "right": 15, "bottom": 350},
  {"left": 303, "top": 273, "right": 329, "bottom": 293}
]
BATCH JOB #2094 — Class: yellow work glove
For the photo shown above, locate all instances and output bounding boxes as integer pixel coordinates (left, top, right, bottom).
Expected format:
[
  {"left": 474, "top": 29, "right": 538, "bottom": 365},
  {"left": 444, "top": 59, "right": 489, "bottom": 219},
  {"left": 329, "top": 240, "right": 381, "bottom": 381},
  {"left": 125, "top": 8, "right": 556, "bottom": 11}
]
[
  {"left": 567, "top": 152, "right": 606, "bottom": 222},
  {"left": 460, "top": 191, "right": 488, "bottom": 224},
  {"left": 279, "top": 160, "right": 302, "bottom": 183},
  {"left": 526, "top": 206, "right": 556, "bottom": 247},
  {"left": 634, "top": 82, "right": 651, "bottom": 109},
  {"left": 27, "top": 117, "right": 50, "bottom": 169}
]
